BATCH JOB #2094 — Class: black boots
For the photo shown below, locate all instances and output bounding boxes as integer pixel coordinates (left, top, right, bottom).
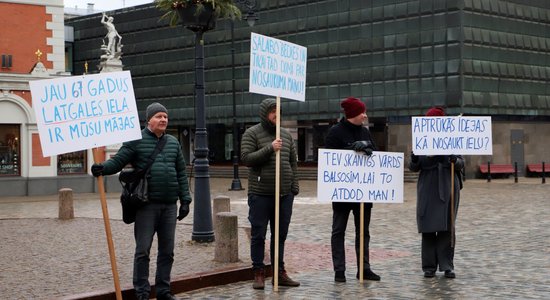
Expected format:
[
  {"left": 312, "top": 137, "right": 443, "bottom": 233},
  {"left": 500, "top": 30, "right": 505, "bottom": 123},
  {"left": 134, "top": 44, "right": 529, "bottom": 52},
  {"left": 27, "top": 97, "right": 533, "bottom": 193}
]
[
  {"left": 356, "top": 269, "right": 381, "bottom": 281},
  {"left": 334, "top": 271, "right": 346, "bottom": 282}
]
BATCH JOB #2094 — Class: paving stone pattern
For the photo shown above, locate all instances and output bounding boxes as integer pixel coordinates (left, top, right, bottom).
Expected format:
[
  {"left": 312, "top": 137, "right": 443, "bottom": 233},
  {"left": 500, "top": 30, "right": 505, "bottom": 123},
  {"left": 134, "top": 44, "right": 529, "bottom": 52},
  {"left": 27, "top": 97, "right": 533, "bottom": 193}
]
[{"left": 1, "top": 178, "right": 549, "bottom": 299}]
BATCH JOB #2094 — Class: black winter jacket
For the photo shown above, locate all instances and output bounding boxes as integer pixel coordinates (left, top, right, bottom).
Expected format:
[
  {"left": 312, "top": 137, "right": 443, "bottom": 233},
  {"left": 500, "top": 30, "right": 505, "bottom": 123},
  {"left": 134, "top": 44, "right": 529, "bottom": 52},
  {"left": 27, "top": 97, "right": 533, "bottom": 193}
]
[
  {"left": 100, "top": 128, "right": 192, "bottom": 205},
  {"left": 325, "top": 117, "right": 377, "bottom": 207}
]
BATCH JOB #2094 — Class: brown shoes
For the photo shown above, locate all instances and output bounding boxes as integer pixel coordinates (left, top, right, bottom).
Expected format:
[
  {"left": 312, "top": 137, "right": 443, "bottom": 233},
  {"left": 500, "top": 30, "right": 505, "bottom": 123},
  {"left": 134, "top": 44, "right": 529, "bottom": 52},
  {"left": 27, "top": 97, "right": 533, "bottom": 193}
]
[
  {"left": 252, "top": 268, "right": 265, "bottom": 290},
  {"left": 255, "top": 268, "right": 300, "bottom": 289},
  {"left": 273, "top": 270, "right": 300, "bottom": 287}
]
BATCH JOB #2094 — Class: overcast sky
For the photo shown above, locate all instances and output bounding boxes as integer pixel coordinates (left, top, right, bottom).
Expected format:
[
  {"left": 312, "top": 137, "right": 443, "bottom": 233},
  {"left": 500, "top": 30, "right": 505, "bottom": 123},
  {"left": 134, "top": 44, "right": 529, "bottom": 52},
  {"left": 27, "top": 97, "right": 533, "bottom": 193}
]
[{"left": 64, "top": 0, "right": 153, "bottom": 12}]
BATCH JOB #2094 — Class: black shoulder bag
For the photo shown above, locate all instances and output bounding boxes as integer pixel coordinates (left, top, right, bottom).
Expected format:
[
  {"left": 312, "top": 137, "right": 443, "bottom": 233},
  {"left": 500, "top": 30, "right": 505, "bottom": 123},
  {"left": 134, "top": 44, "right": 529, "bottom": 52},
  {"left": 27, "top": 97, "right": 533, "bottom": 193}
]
[{"left": 119, "top": 136, "right": 167, "bottom": 224}]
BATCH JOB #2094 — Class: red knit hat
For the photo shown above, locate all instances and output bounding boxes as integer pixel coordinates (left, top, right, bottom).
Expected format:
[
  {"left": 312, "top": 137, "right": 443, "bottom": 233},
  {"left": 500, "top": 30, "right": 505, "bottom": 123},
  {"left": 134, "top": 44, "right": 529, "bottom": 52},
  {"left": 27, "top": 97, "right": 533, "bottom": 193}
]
[
  {"left": 341, "top": 97, "right": 366, "bottom": 119},
  {"left": 425, "top": 106, "right": 445, "bottom": 116}
]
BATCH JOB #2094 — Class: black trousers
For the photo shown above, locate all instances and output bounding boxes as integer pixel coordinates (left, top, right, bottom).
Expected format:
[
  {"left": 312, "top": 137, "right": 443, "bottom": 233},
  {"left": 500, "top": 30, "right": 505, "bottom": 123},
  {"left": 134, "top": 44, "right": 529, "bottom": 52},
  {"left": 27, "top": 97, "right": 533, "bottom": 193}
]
[
  {"left": 331, "top": 202, "right": 372, "bottom": 272},
  {"left": 421, "top": 231, "right": 454, "bottom": 272}
]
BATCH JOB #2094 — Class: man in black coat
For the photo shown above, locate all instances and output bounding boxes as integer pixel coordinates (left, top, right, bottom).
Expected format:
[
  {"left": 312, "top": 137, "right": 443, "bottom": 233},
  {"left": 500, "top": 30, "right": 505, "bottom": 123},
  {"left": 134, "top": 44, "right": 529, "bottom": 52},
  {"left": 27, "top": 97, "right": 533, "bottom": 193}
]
[{"left": 324, "top": 97, "right": 381, "bottom": 283}]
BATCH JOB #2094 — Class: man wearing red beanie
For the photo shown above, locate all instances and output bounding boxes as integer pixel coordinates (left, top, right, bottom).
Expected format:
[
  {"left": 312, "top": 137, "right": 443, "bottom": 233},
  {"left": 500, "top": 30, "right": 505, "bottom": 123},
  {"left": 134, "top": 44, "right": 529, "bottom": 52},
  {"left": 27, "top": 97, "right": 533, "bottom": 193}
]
[{"left": 324, "top": 97, "right": 381, "bottom": 283}]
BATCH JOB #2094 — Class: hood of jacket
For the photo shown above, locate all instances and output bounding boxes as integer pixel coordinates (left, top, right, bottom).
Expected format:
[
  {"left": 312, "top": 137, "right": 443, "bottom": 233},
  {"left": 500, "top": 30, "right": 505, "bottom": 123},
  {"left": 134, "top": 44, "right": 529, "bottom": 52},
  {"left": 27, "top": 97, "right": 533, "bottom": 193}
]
[{"left": 259, "top": 98, "right": 277, "bottom": 133}]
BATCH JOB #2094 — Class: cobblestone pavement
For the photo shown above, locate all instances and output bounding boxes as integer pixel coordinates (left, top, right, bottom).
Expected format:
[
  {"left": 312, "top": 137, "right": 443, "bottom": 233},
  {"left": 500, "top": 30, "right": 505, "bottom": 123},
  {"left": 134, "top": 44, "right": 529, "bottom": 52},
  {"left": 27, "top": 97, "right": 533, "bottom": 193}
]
[{"left": 1, "top": 177, "right": 549, "bottom": 299}]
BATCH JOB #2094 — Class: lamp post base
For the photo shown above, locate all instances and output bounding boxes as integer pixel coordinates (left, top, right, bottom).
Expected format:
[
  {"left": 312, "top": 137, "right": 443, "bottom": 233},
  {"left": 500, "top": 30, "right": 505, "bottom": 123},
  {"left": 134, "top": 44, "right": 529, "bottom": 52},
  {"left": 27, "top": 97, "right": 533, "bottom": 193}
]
[{"left": 230, "top": 179, "right": 244, "bottom": 191}]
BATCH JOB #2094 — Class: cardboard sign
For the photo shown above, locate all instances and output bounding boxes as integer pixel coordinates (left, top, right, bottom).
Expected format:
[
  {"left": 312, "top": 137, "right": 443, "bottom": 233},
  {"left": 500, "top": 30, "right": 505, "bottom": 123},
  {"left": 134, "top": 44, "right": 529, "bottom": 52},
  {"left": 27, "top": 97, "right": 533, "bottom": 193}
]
[
  {"left": 411, "top": 116, "right": 492, "bottom": 155},
  {"left": 30, "top": 71, "right": 142, "bottom": 156},
  {"left": 249, "top": 32, "right": 307, "bottom": 101},
  {"left": 317, "top": 149, "right": 404, "bottom": 204}
]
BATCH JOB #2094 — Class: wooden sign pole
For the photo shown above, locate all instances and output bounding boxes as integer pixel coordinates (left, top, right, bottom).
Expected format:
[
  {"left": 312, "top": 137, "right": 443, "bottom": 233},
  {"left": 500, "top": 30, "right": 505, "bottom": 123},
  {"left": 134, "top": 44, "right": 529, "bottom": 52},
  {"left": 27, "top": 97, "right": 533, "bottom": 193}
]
[
  {"left": 359, "top": 203, "right": 364, "bottom": 283},
  {"left": 273, "top": 96, "right": 281, "bottom": 291},
  {"left": 92, "top": 148, "right": 122, "bottom": 300}
]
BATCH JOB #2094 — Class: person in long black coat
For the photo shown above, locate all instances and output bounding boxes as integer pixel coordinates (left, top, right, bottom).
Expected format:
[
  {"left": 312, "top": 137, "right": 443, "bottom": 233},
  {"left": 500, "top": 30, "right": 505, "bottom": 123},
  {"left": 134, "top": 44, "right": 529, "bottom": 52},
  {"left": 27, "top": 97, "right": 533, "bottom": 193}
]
[{"left": 409, "top": 106, "right": 464, "bottom": 279}]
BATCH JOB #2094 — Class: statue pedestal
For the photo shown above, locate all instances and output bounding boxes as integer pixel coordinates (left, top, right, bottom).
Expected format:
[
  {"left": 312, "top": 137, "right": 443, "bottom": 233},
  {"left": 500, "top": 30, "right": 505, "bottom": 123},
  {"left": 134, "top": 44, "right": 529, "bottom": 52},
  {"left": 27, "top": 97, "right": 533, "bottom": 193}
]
[{"left": 99, "top": 58, "right": 123, "bottom": 73}]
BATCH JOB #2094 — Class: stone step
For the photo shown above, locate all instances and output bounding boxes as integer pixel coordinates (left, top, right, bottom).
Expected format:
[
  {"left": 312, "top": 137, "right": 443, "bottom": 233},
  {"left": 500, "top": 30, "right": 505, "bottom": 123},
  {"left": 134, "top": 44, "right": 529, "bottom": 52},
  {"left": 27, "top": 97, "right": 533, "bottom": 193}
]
[{"left": 187, "top": 165, "right": 418, "bottom": 182}]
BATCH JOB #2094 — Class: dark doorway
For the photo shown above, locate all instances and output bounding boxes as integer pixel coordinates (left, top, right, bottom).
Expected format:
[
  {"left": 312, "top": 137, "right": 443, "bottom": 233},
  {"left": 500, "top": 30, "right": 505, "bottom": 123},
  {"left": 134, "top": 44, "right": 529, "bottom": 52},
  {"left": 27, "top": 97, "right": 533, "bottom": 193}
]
[{"left": 511, "top": 129, "right": 525, "bottom": 176}]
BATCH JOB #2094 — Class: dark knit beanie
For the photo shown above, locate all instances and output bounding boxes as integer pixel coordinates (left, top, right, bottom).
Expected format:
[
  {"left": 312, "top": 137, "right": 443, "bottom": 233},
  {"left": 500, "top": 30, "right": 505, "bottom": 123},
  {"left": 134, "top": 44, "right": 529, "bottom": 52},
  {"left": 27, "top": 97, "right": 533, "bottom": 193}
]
[
  {"left": 341, "top": 97, "right": 366, "bottom": 119},
  {"left": 146, "top": 102, "right": 168, "bottom": 121},
  {"left": 425, "top": 106, "right": 445, "bottom": 116}
]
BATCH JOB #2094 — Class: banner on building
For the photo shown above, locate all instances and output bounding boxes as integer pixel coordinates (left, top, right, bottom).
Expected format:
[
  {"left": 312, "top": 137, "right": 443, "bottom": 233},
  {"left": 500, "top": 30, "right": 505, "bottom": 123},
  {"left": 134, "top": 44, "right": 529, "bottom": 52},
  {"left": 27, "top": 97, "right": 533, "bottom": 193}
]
[
  {"left": 317, "top": 149, "right": 404, "bottom": 204},
  {"left": 249, "top": 32, "right": 307, "bottom": 101},
  {"left": 411, "top": 116, "right": 492, "bottom": 155},
  {"left": 30, "top": 71, "right": 141, "bottom": 157}
]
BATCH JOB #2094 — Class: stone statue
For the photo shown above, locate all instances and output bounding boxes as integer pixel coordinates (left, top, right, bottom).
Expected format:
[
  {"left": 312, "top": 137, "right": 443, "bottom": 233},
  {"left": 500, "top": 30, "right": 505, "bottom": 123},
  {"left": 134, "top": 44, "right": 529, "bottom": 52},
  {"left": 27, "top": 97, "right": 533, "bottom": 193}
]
[
  {"left": 99, "top": 12, "right": 123, "bottom": 72},
  {"left": 101, "top": 12, "right": 122, "bottom": 60}
]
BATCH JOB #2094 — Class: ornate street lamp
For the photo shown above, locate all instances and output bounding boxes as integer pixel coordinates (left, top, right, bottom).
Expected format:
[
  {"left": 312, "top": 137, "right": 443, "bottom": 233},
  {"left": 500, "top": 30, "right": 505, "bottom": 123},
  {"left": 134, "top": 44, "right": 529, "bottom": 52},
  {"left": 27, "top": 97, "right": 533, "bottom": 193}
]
[
  {"left": 229, "top": 0, "right": 258, "bottom": 191},
  {"left": 176, "top": 3, "right": 218, "bottom": 243}
]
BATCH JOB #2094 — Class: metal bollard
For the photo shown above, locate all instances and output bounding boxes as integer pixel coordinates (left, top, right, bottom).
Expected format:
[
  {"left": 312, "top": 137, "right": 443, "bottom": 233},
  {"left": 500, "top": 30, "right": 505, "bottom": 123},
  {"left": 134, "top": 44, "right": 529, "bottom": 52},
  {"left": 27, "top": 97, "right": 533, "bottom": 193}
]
[
  {"left": 487, "top": 161, "right": 491, "bottom": 182},
  {"left": 542, "top": 162, "right": 546, "bottom": 184},
  {"left": 58, "top": 188, "right": 74, "bottom": 220},
  {"left": 514, "top": 162, "right": 518, "bottom": 183}
]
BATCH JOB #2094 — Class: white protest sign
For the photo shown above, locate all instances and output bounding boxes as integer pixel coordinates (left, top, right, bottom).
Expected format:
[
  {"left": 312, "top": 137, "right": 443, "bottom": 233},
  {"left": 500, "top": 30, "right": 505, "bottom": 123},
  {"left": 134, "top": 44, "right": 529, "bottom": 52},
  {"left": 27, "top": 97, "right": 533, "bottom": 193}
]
[
  {"left": 411, "top": 116, "right": 492, "bottom": 155},
  {"left": 317, "top": 149, "right": 404, "bottom": 204},
  {"left": 249, "top": 32, "right": 307, "bottom": 101},
  {"left": 30, "top": 71, "right": 142, "bottom": 157}
]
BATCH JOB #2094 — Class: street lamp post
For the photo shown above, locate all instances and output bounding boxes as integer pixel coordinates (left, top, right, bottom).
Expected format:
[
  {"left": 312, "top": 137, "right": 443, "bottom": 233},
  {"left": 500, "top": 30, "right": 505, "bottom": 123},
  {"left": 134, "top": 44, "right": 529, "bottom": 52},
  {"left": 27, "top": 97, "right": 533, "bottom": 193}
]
[
  {"left": 175, "top": 4, "right": 217, "bottom": 243},
  {"left": 229, "top": 0, "right": 258, "bottom": 191},
  {"left": 191, "top": 29, "right": 215, "bottom": 242}
]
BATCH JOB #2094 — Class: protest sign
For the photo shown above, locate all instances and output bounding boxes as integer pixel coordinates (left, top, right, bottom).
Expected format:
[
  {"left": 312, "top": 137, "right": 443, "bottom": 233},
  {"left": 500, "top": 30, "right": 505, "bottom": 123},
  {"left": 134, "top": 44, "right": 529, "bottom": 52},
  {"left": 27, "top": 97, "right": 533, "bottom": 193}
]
[
  {"left": 411, "top": 116, "right": 492, "bottom": 155},
  {"left": 30, "top": 71, "right": 141, "bottom": 157},
  {"left": 249, "top": 32, "right": 307, "bottom": 101},
  {"left": 317, "top": 149, "right": 404, "bottom": 204}
]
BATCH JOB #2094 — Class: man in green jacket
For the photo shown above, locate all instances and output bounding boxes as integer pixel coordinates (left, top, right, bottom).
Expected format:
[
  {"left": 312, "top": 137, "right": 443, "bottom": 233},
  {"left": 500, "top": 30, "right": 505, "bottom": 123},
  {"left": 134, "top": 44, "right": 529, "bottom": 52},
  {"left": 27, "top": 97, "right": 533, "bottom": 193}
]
[
  {"left": 91, "top": 102, "right": 191, "bottom": 300},
  {"left": 241, "top": 98, "right": 300, "bottom": 289}
]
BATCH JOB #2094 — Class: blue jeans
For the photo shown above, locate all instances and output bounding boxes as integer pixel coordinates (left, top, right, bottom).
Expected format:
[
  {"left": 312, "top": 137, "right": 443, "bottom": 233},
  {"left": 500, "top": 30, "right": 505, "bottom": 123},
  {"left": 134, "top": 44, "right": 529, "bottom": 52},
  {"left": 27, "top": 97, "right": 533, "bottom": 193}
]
[
  {"left": 133, "top": 202, "right": 177, "bottom": 297},
  {"left": 248, "top": 193, "right": 294, "bottom": 271}
]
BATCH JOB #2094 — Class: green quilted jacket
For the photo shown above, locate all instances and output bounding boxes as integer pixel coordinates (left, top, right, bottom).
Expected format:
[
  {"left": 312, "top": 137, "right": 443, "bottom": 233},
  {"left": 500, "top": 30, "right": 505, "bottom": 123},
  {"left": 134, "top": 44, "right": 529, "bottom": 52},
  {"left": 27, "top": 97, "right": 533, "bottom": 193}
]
[
  {"left": 240, "top": 98, "right": 299, "bottom": 196},
  {"left": 100, "top": 128, "right": 192, "bottom": 204}
]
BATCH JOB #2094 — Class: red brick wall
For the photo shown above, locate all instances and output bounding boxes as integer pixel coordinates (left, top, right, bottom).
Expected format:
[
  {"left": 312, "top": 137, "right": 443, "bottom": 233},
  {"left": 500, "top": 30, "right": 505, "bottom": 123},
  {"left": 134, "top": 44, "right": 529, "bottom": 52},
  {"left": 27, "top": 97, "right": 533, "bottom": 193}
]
[
  {"left": 12, "top": 91, "right": 33, "bottom": 107},
  {"left": 32, "top": 133, "right": 50, "bottom": 166},
  {"left": 0, "top": 2, "right": 53, "bottom": 73}
]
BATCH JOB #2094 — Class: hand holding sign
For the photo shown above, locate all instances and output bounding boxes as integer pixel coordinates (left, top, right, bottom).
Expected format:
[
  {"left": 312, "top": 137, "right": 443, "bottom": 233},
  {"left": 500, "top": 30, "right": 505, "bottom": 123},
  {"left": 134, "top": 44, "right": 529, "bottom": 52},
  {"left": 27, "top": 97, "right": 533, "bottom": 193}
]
[{"left": 350, "top": 141, "right": 374, "bottom": 156}]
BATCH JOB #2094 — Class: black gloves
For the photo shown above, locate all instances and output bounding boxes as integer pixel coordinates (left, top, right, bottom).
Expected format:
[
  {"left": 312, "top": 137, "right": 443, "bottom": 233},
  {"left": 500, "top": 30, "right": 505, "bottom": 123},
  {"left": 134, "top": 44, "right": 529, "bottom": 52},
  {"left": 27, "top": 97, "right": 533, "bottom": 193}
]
[
  {"left": 449, "top": 155, "right": 458, "bottom": 163},
  {"left": 410, "top": 152, "right": 419, "bottom": 163},
  {"left": 350, "top": 141, "right": 374, "bottom": 156},
  {"left": 178, "top": 202, "right": 190, "bottom": 221},
  {"left": 91, "top": 164, "right": 104, "bottom": 177}
]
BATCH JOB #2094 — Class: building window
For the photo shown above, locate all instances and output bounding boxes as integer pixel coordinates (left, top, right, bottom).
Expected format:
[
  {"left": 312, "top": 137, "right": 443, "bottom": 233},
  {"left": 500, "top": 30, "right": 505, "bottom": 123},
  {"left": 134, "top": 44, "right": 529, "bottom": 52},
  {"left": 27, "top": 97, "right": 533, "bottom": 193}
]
[
  {"left": 0, "top": 125, "right": 20, "bottom": 176},
  {"left": 57, "top": 150, "right": 87, "bottom": 175}
]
